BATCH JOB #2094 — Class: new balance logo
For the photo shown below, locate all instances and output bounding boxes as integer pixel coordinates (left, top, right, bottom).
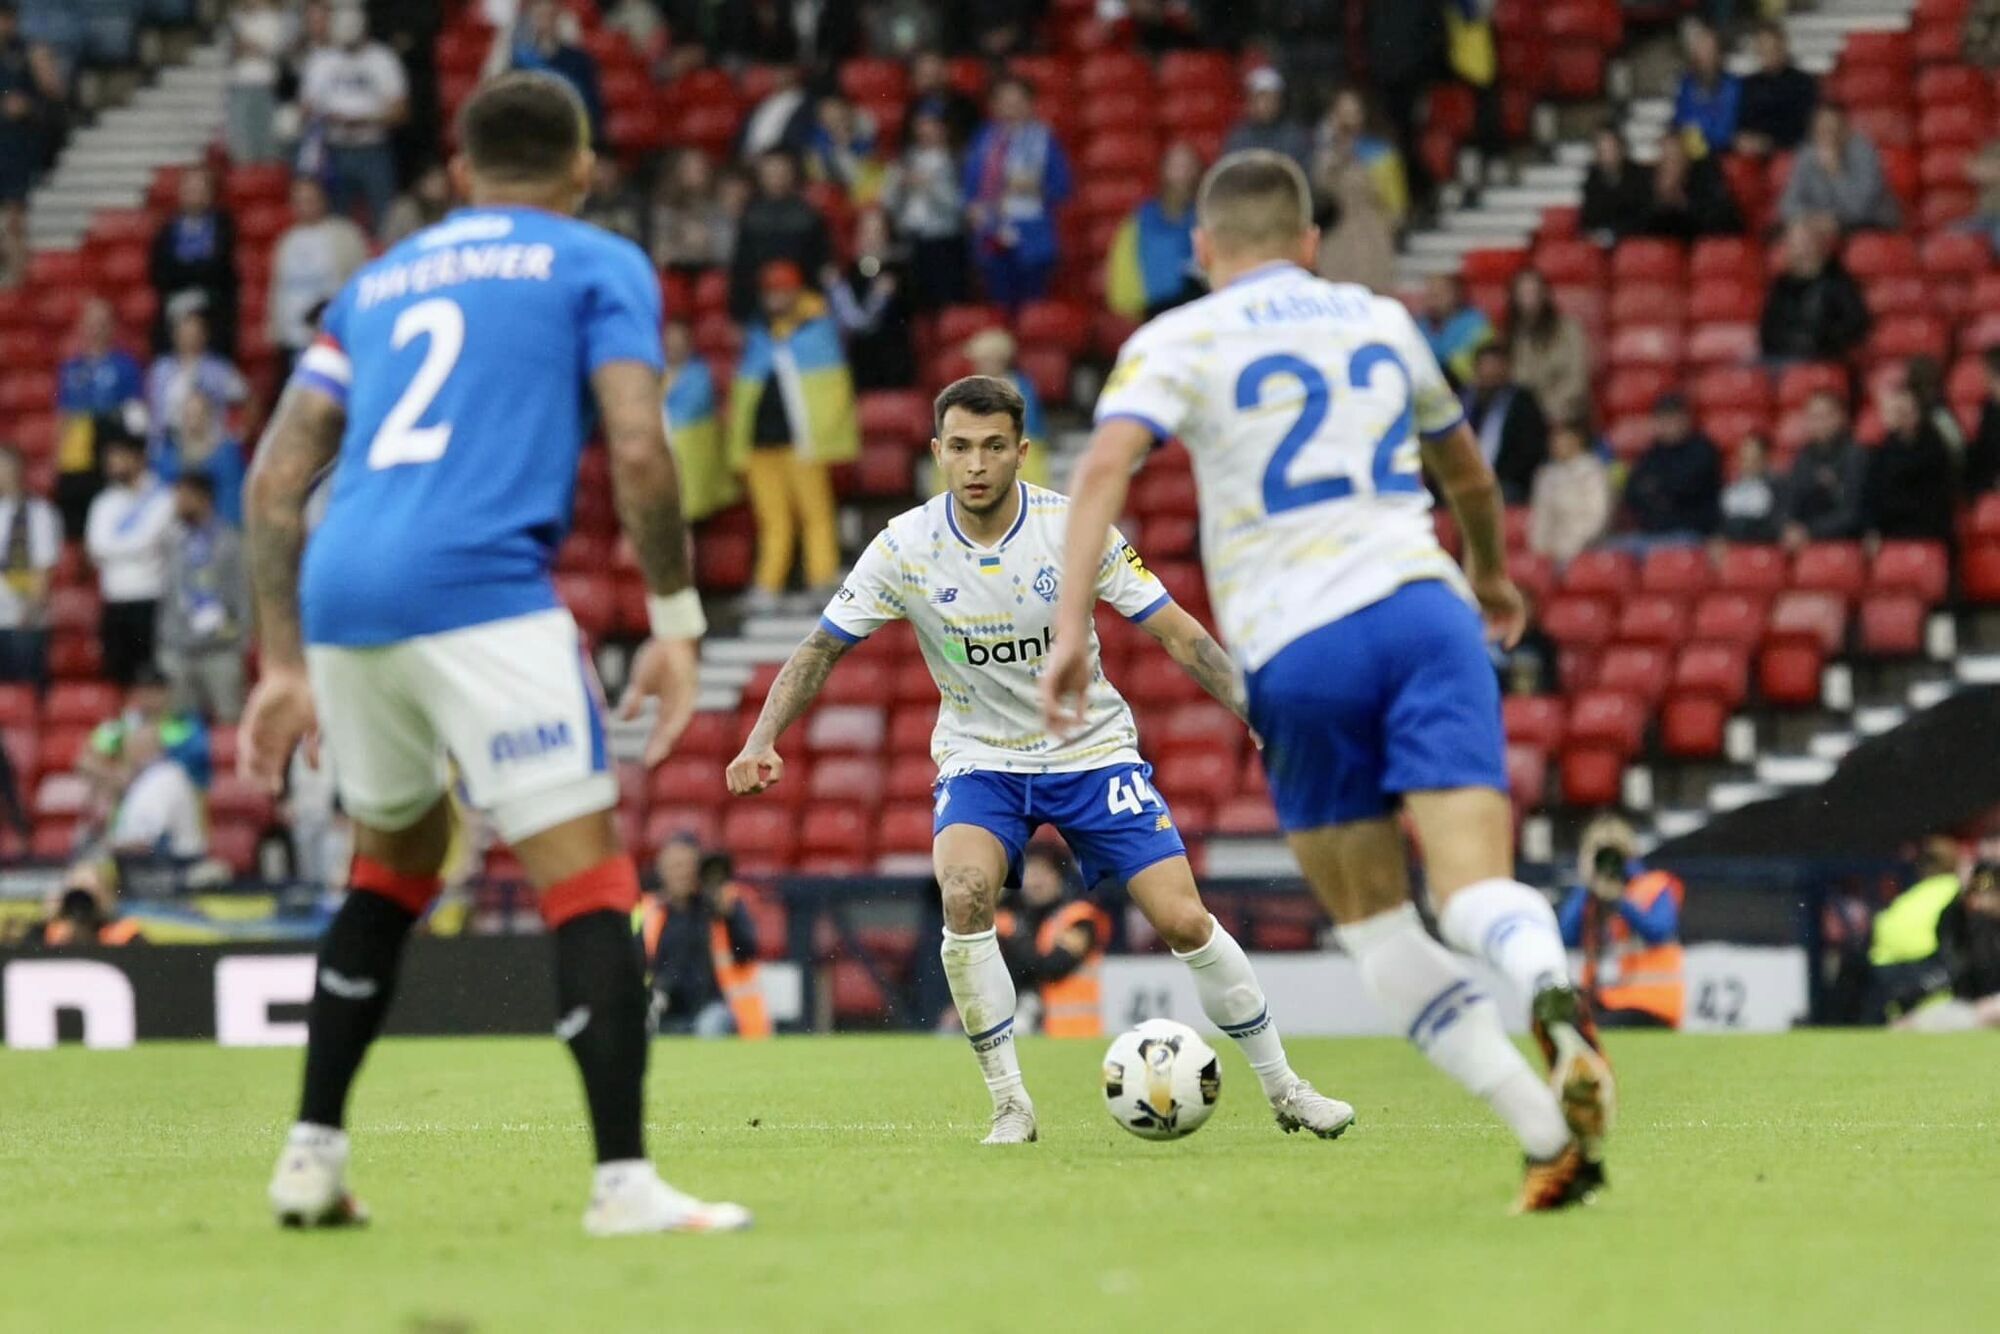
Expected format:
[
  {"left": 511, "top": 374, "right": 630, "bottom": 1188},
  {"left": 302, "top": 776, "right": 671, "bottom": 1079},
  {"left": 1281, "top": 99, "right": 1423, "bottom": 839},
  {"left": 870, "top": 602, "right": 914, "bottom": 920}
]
[
  {"left": 554, "top": 1006, "right": 592, "bottom": 1041},
  {"left": 318, "top": 968, "right": 378, "bottom": 1001},
  {"left": 930, "top": 587, "right": 959, "bottom": 604}
]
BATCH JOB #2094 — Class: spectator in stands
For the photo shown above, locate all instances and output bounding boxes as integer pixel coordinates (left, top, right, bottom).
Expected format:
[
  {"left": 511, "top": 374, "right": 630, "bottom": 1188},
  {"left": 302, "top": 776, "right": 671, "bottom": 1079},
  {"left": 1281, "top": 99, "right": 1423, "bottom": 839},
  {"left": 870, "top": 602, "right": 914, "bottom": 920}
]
[
  {"left": 1504, "top": 268, "right": 1590, "bottom": 422},
  {"left": 148, "top": 169, "right": 237, "bottom": 356},
  {"left": 1905, "top": 355, "right": 1967, "bottom": 465},
  {"left": 510, "top": 0, "right": 604, "bottom": 146},
  {"left": 0, "top": 443, "right": 56, "bottom": 685},
  {"left": 1965, "top": 346, "right": 2000, "bottom": 495},
  {"left": 268, "top": 176, "right": 366, "bottom": 382},
  {"left": 908, "top": 50, "right": 979, "bottom": 148},
  {"left": 1107, "top": 142, "right": 1204, "bottom": 318},
  {"left": 1865, "top": 837, "right": 1963, "bottom": 1022},
  {"left": 56, "top": 299, "right": 146, "bottom": 538},
  {"left": 1223, "top": 67, "right": 1311, "bottom": 172},
  {"left": 738, "top": 63, "right": 814, "bottom": 159},
  {"left": 144, "top": 300, "right": 248, "bottom": 452},
  {"left": 1636, "top": 134, "right": 1743, "bottom": 240},
  {"left": 1760, "top": 218, "right": 1870, "bottom": 361},
  {"left": 84, "top": 437, "right": 173, "bottom": 687},
  {"left": 824, "top": 210, "right": 912, "bottom": 391},
  {"left": 1779, "top": 104, "right": 1900, "bottom": 233},
  {"left": 580, "top": 156, "right": 644, "bottom": 243},
  {"left": 963, "top": 77, "right": 1072, "bottom": 309},
  {"left": 1418, "top": 273, "right": 1493, "bottom": 386},
  {"left": 157, "top": 473, "right": 249, "bottom": 725},
  {"left": 637, "top": 834, "right": 764, "bottom": 1038},
  {"left": 226, "top": 0, "right": 298, "bottom": 165},
  {"left": 965, "top": 328, "right": 1050, "bottom": 469},
  {"left": 1528, "top": 417, "right": 1610, "bottom": 564},
  {"left": 1462, "top": 344, "right": 1548, "bottom": 506},
  {"left": 955, "top": 2, "right": 1038, "bottom": 59},
  {"left": 1864, "top": 384, "right": 1958, "bottom": 547},
  {"left": 1670, "top": 18, "right": 1740, "bottom": 156},
  {"left": 153, "top": 393, "right": 247, "bottom": 530},
  {"left": 1623, "top": 392, "right": 1722, "bottom": 542},
  {"left": 1495, "top": 590, "right": 1560, "bottom": 696},
  {"left": 729, "top": 260, "right": 858, "bottom": 610},
  {"left": 1898, "top": 860, "right": 2000, "bottom": 1031},
  {"left": 647, "top": 149, "right": 730, "bottom": 276},
  {"left": 380, "top": 161, "right": 451, "bottom": 246},
  {"left": 1779, "top": 391, "right": 1866, "bottom": 549},
  {"left": 1734, "top": 20, "right": 1817, "bottom": 156},
  {"left": 662, "top": 319, "right": 736, "bottom": 522},
  {"left": 1580, "top": 125, "right": 1653, "bottom": 243},
  {"left": 299, "top": 5, "right": 408, "bottom": 231},
  {"left": 363, "top": 0, "right": 444, "bottom": 188},
  {"left": 107, "top": 722, "right": 205, "bottom": 861},
  {"left": 0, "top": 14, "right": 51, "bottom": 206},
  {"left": 1718, "top": 434, "right": 1783, "bottom": 545},
  {"left": 1963, "top": 139, "right": 2000, "bottom": 251},
  {"left": 728, "top": 149, "right": 832, "bottom": 323},
  {"left": 804, "top": 94, "right": 884, "bottom": 206},
  {"left": 883, "top": 108, "right": 967, "bottom": 311},
  {"left": 995, "top": 845, "right": 1110, "bottom": 1037},
  {"left": 1310, "top": 91, "right": 1404, "bottom": 294}
]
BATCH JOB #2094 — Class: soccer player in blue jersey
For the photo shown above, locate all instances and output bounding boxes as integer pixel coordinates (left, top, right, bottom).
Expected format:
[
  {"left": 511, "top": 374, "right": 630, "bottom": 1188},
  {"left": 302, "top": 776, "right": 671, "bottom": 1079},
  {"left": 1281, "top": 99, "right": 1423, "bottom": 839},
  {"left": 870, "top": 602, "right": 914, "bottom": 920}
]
[
  {"left": 1044, "top": 152, "right": 1615, "bottom": 1212},
  {"left": 244, "top": 73, "right": 749, "bottom": 1236}
]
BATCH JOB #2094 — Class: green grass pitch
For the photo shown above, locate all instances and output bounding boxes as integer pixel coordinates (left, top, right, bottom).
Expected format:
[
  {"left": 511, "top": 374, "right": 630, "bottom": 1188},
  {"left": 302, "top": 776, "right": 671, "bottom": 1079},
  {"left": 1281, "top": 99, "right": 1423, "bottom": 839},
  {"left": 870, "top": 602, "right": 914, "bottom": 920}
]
[{"left": 1, "top": 1033, "right": 1994, "bottom": 1333}]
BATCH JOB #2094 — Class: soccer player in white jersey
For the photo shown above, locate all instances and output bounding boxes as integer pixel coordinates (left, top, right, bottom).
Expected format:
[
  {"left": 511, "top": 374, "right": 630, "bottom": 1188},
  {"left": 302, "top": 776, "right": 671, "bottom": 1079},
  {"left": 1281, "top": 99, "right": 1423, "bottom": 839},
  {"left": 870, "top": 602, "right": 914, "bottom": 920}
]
[
  {"left": 726, "top": 375, "right": 1354, "bottom": 1145},
  {"left": 1043, "top": 151, "right": 1615, "bottom": 1212}
]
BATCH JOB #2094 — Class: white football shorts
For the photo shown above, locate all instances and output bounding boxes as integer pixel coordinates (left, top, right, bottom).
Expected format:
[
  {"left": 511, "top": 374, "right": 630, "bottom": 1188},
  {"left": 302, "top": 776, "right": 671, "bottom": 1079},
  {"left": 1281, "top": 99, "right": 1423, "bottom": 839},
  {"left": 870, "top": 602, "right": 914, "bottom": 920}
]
[{"left": 306, "top": 608, "right": 618, "bottom": 844}]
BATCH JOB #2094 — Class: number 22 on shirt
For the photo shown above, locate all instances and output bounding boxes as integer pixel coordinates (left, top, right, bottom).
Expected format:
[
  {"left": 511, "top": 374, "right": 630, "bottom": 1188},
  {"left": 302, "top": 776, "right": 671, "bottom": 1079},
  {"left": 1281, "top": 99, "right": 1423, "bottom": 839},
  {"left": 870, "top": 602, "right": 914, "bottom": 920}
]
[
  {"left": 1234, "top": 341, "right": 1424, "bottom": 516},
  {"left": 366, "top": 297, "right": 464, "bottom": 470}
]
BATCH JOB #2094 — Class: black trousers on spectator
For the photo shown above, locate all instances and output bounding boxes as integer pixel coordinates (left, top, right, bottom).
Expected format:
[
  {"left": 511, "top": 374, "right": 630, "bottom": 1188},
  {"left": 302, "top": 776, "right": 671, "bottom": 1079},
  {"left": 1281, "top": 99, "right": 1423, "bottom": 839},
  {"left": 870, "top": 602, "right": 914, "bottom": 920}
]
[
  {"left": 909, "top": 235, "right": 969, "bottom": 313},
  {"left": 100, "top": 598, "right": 158, "bottom": 687},
  {"left": 0, "top": 628, "right": 48, "bottom": 689}
]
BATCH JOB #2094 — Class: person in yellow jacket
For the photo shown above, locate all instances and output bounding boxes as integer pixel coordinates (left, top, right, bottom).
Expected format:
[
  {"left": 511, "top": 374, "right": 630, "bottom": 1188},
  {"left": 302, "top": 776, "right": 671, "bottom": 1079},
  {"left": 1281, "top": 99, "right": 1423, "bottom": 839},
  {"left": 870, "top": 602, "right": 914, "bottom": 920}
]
[
  {"left": 995, "top": 845, "right": 1112, "bottom": 1038},
  {"left": 1866, "top": 838, "right": 1963, "bottom": 1023},
  {"left": 1559, "top": 814, "right": 1685, "bottom": 1029},
  {"left": 728, "top": 259, "right": 859, "bottom": 612},
  {"left": 635, "top": 835, "right": 770, "bottom": 1038}
]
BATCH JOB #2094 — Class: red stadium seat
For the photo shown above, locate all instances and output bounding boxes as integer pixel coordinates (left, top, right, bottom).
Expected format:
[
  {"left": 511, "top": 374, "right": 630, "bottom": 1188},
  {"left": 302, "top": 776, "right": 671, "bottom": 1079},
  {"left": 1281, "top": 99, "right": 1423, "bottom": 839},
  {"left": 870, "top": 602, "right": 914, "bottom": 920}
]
[
  {"left": 857, "top": 390, "right": 932, "bottom": 443},
  {"left": 1616, "top": 595, "right": 1690, "bottom": 645},
  {"left": 1506, "top": 744, "right": 1547, "bottom": 812},
  {"left": 1639, "top": 546, "right": 1714, "bottom": 597},
  {"left": 1690, "top": 237, "right": 1761, "bottom": 283},
  {"left": 1757, "top": 641, "right": 1824, "bottom": 706},
  {"left": 1565, "top": 690, "right": 1647, "bottom": 756},
  {"left": 1562, "top": 550, "right": 1636, "bottom": 598},
  {"left": 805, "top": 705, "right": 886, "bottom": 755},
  {"left": 1502, "top": 695, "right": 1566, "bottom": 750},
  {"left": 1673, "top": 641, "right": 1751, "bottom": 706},
  {"left": 721, "top": 803, "right": 799, "bottom": 865},
  {"left": 1015, "top": 300, "right": 1094, "bottom": 357},
  {"left": 1858, "top": 593, "right": 1927, "bottom": 656},
  {"left": 1541, "top": 595, "right": 1616, "bottom": 648},
  {"left": 1687, "top": 322, "right": 1759, "bottom": 367},
  {"left": 1595, "top": 645, "right": 1670, "bottom": 705},
  {"left": 1868, "top": 315, "right": 1948, "bottom": 364},
  {"left": 1661, "top": 693, "right": 1729, "bottom": 758},
  {"left": 1211, "top": 794, "right": 1278, "bottom": 836},
  {"left": 1692, "top": 592, "right": 1768, "bottom": 647},
  {"left": 1559, "top": 747, "right": 1625, "bottom": 807},
  {"left": 1767, "top": 590, "right": 1849, "bottom": 653},
  {"left": 1871, "top": 540, "right": 1949, "bottom": 602},
  {"left": 806, "top": 756, "right": 886, "bottom": 806},
  {"left": 1611, "top": 239, "right": 1684, "bottom": 284},
  {"left": 800, "top": 803, "right": 874, "bottom": 861},
  {"left": 1608, "top": 324, "right": 1683, "bottom": 369},
  {"left": 1843, "top": 232, "right": 1920, "bottom": 280},
  {"left": 1531, "top": 238, "right": 1605, "bottom": 286},
  {"left": 1962, "top": 540, "right": 2000, "bottom": 602},
  {"left": 878, "top": 802, "right": 935, "bottom": 856},
  {"left": 1608, "top": 283, "right": 1685, "bottom": 330},
  {"left": 1717, "top": 545, "right": 1788, "bottom": 596},
  {"left": 1776, "top": 362, "right": 1848, "bottom": 410},
  {"left": 1790, "top": 542, "right": 1868, "bottom": 602},
  {"left": 44, "top": 682, "right": 118, "bottom": 728},
  {"left": 1690, "top": 366, "right": 1771, "bottom": 415},
  {"left": 1688, "top": 281, "right": 1761, "bottom": 326}
]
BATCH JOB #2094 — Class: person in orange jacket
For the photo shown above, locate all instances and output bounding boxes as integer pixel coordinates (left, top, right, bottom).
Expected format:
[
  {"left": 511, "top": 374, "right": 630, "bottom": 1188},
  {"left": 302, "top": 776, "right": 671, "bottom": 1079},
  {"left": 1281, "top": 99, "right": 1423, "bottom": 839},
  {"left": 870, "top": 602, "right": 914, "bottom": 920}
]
[
  {"left": 636, "top": 836, "right": 769, "bottom": 1038},
  {"left": 1559, "top": 814, "right": 1685, "bottom": 1029},
  {"left": 995, "top": 845, "right": 1112, "bottom": 1038}
]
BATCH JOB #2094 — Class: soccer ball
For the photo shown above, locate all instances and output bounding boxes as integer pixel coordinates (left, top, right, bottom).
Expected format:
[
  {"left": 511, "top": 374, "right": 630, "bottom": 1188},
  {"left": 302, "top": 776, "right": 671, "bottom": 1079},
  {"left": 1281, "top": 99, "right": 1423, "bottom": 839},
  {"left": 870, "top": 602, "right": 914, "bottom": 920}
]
[{"left": 1101, "top": 1019, "right": 1221, "bottom": 1141}]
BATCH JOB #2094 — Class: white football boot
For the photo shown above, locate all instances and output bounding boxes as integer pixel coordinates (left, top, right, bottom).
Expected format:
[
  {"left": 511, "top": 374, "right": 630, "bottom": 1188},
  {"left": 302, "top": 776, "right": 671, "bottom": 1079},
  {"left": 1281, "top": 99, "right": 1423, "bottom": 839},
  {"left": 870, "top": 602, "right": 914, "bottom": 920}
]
[
  {"left": 981, "top": 1097, "right": 1039, "bottom": 1145},
  {"left": 1270, "top": 1078, "right": 1357, "bottom": 1140},
  {"left": 582, "top": 1162, "right": 753, "bottom": 1237},
  {"left": 269, "top": 1123, "right": 370, "bottom": 1229}
]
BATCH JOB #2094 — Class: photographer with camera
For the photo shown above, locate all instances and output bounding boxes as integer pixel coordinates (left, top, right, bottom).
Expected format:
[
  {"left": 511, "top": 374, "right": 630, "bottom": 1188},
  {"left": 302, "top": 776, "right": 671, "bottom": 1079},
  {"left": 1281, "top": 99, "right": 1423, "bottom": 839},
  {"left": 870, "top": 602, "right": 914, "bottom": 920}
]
[
  {"left": 994, "top": 844, "right": 1113, "bottom": 1039},
  {"left": 1559, "top": 814, "right": 1685, "bottom": 1029},
  {"left": 1897, "top": 860, "right": 2000, "bottom": 1031},
  {"left": 26, "top": 862, "right": 141, "bottom": 947},
  {"left": 635, "top": 835, "right": 770, "bottom": 1038}
]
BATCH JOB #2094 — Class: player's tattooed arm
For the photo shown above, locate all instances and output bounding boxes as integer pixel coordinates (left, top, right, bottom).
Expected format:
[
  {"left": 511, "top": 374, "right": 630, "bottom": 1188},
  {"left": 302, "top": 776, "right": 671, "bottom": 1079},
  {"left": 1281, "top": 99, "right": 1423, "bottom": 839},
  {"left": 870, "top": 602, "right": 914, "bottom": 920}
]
[
  {"left": 1140, "top": 601, "right": 1248, "bottom": 723},
  {"left": 593, "top": 361, "right": 694, "bottom": 597},
  {"left": 727, "top": 627, "right": 854, "bottom": 794},
  {"left": 244, "top": 383, "right": 344, "bottom": 670}
]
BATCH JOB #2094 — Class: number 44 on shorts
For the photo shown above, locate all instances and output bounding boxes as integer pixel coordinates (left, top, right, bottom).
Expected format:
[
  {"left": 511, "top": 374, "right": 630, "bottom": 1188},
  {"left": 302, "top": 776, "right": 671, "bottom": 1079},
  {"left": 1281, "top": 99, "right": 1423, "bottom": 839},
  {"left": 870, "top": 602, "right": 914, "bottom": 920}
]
[{"left": 1107, "top": 771, "right": 1159, "bottom": 817}]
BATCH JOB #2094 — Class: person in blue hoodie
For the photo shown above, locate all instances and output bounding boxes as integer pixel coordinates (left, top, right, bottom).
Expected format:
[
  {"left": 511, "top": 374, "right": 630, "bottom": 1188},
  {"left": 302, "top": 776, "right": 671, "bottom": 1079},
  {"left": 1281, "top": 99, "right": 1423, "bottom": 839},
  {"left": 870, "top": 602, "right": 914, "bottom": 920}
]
[
  {"left": 962, "top": 77, "right": 1071, "bottom": 309},
  {"left": 1670, "top": 19, "right": 1741, "bottom": 155}
]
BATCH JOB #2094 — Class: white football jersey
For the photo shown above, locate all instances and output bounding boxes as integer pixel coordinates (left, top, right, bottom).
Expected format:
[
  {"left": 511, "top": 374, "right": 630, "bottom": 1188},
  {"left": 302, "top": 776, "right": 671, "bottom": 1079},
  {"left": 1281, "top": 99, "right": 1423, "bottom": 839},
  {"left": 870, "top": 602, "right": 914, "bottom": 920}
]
[
  {"left": 820, "top": 482, "right": 1169, "bottom": 776},
  {"left": 1094, "top": 261, "right": 1469, "bottom": 673}
]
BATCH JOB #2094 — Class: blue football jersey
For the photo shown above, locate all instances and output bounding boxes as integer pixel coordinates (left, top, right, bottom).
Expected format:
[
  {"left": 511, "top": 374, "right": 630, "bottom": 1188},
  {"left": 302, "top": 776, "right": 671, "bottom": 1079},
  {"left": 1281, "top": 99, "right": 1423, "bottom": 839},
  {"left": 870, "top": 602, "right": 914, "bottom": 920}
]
[{"left": 294, "top": 206, "right": 663, "bottom": 647}]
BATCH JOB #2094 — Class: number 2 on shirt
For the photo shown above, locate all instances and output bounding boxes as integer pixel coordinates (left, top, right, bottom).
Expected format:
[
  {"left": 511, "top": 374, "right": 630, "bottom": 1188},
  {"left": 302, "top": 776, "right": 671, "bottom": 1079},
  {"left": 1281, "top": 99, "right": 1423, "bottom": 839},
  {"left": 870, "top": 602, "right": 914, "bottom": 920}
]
[
  {"left": 366, "top": 297, "right": 464, "bottom": 470},
  {"left": 1236, "top": 342, "right": 1423, "bottom": 515}
]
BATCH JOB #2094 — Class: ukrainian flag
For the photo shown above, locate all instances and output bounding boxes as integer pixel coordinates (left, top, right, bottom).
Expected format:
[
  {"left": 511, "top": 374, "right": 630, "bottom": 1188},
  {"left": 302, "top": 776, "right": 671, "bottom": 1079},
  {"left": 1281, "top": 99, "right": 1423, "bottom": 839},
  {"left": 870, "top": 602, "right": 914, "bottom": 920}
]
[
  {"left": 664, "top": 356, "right": 739, "bottom": 521},
  {"left": 728, "top": 295, "right": 860, "bottom": 468}
]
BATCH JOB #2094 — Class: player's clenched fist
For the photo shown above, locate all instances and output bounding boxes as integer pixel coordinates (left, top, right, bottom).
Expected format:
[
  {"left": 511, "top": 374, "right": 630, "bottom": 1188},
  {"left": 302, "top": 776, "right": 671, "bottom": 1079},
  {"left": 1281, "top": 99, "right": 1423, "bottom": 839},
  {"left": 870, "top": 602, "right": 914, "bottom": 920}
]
[{"left": 726, "top": 745, "right": 784, "bottom": 795}]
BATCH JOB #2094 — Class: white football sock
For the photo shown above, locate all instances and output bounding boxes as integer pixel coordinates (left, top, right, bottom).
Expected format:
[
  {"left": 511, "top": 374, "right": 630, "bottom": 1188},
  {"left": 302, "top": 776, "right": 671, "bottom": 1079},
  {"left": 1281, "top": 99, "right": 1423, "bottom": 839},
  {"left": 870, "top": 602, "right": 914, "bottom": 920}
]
[
  {"left": 941, "top": 927, "right": 1026, "bottom": 1107},
  {"left": 1437, "top": 878, "right": 1573, "bottom": 1002},
  {"left": 1341, "top": 903, "right": 1570, "bottom": 1160},
  {"left": 1173, "top": 916, "right": 1296, "bottom": 1098}
]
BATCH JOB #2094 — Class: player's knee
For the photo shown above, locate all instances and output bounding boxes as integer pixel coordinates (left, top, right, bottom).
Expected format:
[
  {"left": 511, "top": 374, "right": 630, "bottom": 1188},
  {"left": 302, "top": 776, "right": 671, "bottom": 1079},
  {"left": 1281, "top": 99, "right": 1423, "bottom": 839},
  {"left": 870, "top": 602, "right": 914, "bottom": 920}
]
[
  {"left": 1151, "top": 898, "right": 1213, "bottom": 954},
  {"left": 938, "top": 865, "right": 999, "bottom": 934}
]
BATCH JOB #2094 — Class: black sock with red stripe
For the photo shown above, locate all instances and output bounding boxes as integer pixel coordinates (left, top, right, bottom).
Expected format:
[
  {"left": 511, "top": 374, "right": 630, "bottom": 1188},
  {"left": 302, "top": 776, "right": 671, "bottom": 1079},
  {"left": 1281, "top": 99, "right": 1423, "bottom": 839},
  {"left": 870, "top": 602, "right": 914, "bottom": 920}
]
[
  {"left": 544, "top": 857, "right": 648, "bottom": 1164},
  {"left": 298, "top": 888, "right": 420, "bottom": 1128}
]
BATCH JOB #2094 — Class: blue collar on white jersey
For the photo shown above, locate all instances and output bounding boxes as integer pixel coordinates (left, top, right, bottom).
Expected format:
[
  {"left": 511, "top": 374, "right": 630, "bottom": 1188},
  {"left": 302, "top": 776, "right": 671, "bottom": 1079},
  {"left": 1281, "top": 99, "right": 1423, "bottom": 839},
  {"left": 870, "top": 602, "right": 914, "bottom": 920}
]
[
  {"left": 945, "top": 481, "right": 1029, "bottom": 551},
  {"left": 1223, "top": 259, "right": 1307, "bottom": 289}
]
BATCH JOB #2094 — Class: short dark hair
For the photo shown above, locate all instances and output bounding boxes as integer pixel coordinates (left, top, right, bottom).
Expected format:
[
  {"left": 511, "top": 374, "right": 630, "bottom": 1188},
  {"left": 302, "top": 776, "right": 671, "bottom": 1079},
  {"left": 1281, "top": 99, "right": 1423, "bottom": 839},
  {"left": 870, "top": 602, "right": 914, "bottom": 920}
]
[
  {"left": 457, "top": 72, "right": 588, "bottom": 183},
  {"left": 1198, "top": 149, "right": 1311, "bottom": 252},
  {"left": 933, "top": 375, "right": 1026, "bottom": 439},
  {"left": 102, "top": 435, "right": 145, "bottom": 459},
  {"left": 174, "top": 471, "right": 216, "bottom": 500}
]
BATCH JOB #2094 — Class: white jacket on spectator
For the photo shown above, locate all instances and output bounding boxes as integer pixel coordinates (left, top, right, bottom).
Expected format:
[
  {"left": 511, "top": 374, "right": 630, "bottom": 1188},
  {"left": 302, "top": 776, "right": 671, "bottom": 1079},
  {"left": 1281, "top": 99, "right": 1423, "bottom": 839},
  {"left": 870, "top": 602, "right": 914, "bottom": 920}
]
[
  {"left": 85, "top": 474, "right": 174, "bottom": 603},
  {"left": 112, "top": 758, "right": 205, "bottom": 859}
]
